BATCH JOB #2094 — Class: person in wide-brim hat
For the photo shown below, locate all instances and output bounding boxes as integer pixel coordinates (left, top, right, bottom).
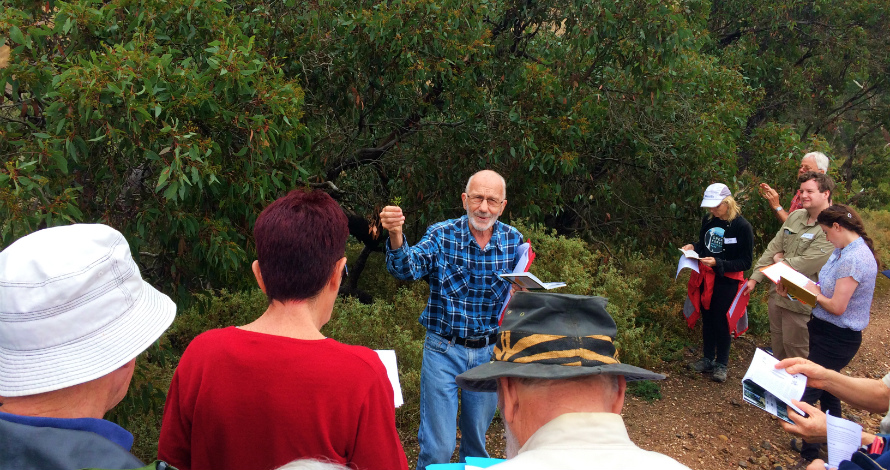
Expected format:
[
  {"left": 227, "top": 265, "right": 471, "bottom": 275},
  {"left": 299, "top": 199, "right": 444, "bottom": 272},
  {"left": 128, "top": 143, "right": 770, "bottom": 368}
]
[
  {"left": 455, "top": 292, "right": 690, "bottom": 470},
  {"left": 456, "top": 293, "right": 663, "bottom": 392}
]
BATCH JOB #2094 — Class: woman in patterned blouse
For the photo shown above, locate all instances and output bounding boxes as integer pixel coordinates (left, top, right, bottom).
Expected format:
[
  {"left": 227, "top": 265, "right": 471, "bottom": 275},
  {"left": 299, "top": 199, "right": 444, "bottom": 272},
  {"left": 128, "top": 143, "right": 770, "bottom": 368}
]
[{"left": 778, "top": 204, "right": 881, "bottom": 461}]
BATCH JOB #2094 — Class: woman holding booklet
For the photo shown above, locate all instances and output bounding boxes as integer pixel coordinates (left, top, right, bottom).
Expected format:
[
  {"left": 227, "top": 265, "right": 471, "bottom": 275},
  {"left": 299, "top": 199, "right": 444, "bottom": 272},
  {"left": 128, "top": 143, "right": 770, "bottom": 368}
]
[
  {"left": 682, "top": 183, "right": 754, "bottom": 382},
  {"left": 777, "top": 204, "right": 880, "bottom": 461}
]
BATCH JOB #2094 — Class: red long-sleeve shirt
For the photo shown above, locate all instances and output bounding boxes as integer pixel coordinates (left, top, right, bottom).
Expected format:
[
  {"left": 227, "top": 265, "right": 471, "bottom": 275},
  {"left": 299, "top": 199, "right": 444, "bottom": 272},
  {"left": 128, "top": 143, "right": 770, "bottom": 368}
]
[{"left": 158, "top": 327, "right": 409, "bottom": 470}]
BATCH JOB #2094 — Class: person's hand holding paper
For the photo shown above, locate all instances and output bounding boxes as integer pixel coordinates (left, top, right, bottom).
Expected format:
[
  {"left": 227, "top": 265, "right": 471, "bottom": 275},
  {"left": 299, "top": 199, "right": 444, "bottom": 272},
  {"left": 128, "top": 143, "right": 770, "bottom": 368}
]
[{"left": 780, "top": 400, "right": 827, "bottom": 443}]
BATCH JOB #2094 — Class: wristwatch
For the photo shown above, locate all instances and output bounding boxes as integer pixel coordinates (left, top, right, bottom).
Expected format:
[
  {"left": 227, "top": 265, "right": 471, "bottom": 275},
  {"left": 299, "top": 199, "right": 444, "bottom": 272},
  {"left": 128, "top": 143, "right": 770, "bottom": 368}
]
[{"left": 774, "top": 206, "right": 783, "bottom": 212}]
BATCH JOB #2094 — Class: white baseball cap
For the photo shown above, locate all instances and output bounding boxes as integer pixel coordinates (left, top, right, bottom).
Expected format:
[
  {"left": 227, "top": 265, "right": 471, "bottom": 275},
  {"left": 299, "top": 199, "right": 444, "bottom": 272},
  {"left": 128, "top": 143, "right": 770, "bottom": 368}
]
[
  {"left": 700, "top": 183, "right": 732, "bottom": 208},
  {"left": 0, "top": 224, "right": 176, "bottom": 397}
]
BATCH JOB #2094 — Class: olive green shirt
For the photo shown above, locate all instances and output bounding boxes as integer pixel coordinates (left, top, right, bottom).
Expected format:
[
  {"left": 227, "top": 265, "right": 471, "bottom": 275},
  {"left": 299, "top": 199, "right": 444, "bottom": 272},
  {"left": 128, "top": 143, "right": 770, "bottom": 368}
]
[{"left": 750, "top": 209, "right": 834, "bottom": 314}]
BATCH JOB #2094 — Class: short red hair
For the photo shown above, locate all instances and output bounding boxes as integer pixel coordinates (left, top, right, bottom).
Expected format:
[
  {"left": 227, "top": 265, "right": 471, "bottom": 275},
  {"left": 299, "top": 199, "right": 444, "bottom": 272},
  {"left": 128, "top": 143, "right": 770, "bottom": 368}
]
[{"left": 253, "top": 189, "right": 348, "bottom": 302}]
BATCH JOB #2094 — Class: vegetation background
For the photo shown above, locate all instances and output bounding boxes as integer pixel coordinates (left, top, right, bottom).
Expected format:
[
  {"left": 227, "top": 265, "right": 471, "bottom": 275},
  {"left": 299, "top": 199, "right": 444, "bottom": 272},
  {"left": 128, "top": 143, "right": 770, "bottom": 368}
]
[{"left": 1, "top": 0, "right": 888, "bottom": 464}]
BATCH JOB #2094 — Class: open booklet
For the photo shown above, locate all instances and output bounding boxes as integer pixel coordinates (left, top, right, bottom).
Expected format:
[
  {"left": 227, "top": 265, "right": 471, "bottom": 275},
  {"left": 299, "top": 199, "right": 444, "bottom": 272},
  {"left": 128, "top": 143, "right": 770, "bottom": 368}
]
[
  {"left": 741, "top": 348, "right": 807, "bottom": 424},
  {"left": 679, "top": 248, "right": 701, "bottom": 259},
  {"left": 499, "top": 242, "right": 536, "bottom": 324},
  {"left": 759, "top": 262, "right": 817, "bottom": 307},
  {"left": 499, "top": 272, "right": 566, "bottom": 290}
]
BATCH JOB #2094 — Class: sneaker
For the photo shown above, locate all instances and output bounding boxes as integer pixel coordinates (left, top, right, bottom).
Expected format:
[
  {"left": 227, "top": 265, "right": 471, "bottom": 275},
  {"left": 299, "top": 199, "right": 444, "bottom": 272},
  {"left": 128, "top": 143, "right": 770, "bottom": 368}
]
[
  {"left": 711, "top": 363, "right": 728, "bottom": 382},
  {"left": 689, "top": 357, "right": 714, "bottom": 373}
]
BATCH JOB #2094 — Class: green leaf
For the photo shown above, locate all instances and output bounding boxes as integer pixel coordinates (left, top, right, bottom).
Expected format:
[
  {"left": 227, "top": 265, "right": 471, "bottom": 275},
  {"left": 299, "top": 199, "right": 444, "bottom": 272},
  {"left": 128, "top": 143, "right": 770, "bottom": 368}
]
[
  {"left": 52, "top": 153, "right": 69, "bottom": 174},
  {"left": 9, "top": 27, "right": 25, "bottom": 46},
  {"left": 156, "top": 168, "right": 171, "bottom": 190},
  {"left": 163, "top": 181, "right": 179, "bottom": 201}
]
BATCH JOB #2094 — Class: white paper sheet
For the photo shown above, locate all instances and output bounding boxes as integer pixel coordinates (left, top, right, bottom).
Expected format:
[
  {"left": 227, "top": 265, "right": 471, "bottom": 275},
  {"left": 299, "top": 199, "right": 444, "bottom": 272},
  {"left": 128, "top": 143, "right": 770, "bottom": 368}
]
[
  {"left": 499, "top": 272, "right": 566, "bottom": 290},
  {"left": 826, "top": 411, "right": 862, "bottom": 469},
  {"left": 675, "top": 255, "right": 700, "bottom": 279},
  {"left": 741, "top": 348, "right": 808, "bottom": 416},
  {"left": 375, "top": 350, "right": 404, "bottom": 408},
  {"left": 761, "top": 262, "right": 811, "bottom": 286},
  {"left": 513, "top": 243, "right": 532, "bottom": 274},
  {"left": 679, "top": 248, "right": 700, "bottom": 259}
]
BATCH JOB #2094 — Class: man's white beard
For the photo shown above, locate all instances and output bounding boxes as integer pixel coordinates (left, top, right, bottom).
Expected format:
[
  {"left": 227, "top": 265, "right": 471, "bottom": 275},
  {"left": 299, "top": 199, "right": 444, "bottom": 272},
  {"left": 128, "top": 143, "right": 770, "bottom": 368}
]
[
  {"left": 504, "top": 419, "right": 521, "bottom": 459},
  {"left": 467, "top": 209, "right": 498, "bottom": 232}
]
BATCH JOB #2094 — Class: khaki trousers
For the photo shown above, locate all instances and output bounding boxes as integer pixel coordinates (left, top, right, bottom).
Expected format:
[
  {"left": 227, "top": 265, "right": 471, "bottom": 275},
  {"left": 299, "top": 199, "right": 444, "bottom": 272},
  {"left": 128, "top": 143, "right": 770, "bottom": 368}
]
[{"left": 768, "top": 300, "right": 811, "bottom": 360}]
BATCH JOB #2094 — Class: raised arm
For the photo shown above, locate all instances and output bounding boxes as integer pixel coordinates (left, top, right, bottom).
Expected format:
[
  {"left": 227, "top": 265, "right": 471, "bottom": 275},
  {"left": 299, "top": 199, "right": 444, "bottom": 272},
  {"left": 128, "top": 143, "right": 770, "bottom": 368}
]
[
  {"left": 760, "top": 183, "right": 790, "bottom": 223},
  {"left": 381, "top": 208, "right": 442, "bottom": 281},
  {"left": 777, "top": 358, "right": 890, "bottom": 413}
]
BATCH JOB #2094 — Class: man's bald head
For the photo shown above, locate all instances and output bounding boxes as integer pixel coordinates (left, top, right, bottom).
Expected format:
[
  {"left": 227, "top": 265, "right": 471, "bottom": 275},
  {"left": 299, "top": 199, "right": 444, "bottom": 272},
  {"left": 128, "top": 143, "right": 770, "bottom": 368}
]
[{"left": 465, "top": 170, "right": 507, "bottom": 199}]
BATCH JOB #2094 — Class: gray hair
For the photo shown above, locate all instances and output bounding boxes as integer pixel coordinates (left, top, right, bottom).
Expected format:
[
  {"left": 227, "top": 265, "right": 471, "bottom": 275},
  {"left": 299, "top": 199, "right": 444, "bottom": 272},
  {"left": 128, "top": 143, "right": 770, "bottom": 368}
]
[
  {"left": 275, "top": 459, "right": 351, "bottom": 470},
  {"left": 465, "top": 170, "right": 507, "bottom": 195},
  {"left": 803, "top": 151, "right": 829, "bottom": 172}
]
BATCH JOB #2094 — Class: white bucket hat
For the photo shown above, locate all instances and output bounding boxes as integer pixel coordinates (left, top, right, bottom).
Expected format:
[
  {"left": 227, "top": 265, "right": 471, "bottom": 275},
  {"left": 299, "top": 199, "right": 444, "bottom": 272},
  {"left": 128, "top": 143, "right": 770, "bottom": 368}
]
[
  {"left": 700, "top": 183, "right": 732, "bottom": 208},
  {"left": 0, "top": 224, "right": 176, "bottom": 397}
]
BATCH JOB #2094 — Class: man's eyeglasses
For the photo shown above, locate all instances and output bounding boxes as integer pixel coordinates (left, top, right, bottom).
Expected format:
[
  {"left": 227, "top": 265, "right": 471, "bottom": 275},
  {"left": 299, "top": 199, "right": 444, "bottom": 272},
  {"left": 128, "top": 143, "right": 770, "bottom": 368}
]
[{"left": 467, "top": 195, "right": 503, "bottom": 207}]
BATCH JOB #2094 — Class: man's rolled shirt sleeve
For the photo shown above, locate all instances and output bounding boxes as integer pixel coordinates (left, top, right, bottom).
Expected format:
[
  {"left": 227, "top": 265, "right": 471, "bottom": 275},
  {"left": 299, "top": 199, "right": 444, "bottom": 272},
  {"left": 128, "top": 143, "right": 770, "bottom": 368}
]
[{"left": 385, "top": 231, "right": 439, "bottom": 281}]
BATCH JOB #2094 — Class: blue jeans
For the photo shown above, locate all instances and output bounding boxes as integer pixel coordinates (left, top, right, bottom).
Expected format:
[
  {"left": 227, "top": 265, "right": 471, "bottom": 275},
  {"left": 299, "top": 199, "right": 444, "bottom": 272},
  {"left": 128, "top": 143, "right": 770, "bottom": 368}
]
[{"left": 416, "top": 331, "right": 497, "bottom": 470}]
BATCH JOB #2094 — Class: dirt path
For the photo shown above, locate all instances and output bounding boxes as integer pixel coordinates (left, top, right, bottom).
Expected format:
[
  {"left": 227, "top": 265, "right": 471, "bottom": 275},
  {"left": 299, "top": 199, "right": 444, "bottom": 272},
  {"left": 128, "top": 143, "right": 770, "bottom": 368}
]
[{"left": 623, "top": 288, "right": 890, "bottom": 470}]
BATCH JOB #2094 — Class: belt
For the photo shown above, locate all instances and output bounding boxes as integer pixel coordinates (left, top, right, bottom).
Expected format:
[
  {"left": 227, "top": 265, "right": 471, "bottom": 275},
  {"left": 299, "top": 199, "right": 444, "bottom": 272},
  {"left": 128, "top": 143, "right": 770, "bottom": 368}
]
[{"left": 453, "top": 332, "right": 498, "bottom": 348}]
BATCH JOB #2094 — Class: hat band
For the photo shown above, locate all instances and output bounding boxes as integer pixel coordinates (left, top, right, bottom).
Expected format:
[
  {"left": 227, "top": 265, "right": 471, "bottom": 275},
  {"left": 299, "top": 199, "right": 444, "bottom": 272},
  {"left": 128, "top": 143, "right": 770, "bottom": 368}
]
[{"left": 493, "top": 330, "right": 619, "bottom": 367}]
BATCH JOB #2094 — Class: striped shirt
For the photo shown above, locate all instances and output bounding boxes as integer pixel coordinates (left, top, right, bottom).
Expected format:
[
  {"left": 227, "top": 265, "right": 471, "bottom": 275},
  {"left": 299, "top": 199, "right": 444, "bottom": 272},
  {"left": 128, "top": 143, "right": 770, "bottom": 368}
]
[{"left": 385, "top": 216, "right": 523, "bottom": 338}]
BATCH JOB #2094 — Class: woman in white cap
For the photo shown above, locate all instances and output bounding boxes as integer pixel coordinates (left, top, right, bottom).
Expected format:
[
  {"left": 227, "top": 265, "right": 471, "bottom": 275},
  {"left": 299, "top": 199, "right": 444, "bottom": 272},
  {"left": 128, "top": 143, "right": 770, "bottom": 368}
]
[{"left": 681, "top": 183, "right": 754, "bottom": 382}]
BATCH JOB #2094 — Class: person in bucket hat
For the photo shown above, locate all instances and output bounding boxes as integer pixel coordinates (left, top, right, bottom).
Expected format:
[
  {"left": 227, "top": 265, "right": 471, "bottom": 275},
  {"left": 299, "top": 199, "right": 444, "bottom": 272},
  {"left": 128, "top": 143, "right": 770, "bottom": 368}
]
[
  {"left": 456, "top": 292, "right": 690, "bottom": 470},
  {"left": 0, "top": 224, "right": 176, "bottom": 470}
]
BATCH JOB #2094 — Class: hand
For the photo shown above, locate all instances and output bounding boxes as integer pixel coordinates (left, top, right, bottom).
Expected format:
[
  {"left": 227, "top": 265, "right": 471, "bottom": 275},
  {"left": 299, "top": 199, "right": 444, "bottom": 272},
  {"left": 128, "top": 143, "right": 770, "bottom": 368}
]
[
  {"left": 780, "top": 400, "right": 827, "bottom": 443},
  {"left": 775, "top": 358, "right": 830, "bottom": 390},
  {"left": 804, "top": 280, "right": 822, "bottom": 296},
  {"left": 379, "top": 205, "right": 406, "bottom": 248},
  {"left": 681, "top": 244, "right": 694, "bottom": 251},
  {"left": 806, "top": 459, "right": 831, "bottom": 470},
  {"left": 759, "top": 183, "right": 781, "bottom": 208},
  {"left": 772, "top": 252, "right": 785, "bottom": 264},
  {"left": 776, "top": 281, "right": 789, "bottom": 297},
  {"left": 742, "top": 279, "right": 757, "bottom": 296},
  {"left": 700, "top": 257, "right": 716, "bottom": 267}
]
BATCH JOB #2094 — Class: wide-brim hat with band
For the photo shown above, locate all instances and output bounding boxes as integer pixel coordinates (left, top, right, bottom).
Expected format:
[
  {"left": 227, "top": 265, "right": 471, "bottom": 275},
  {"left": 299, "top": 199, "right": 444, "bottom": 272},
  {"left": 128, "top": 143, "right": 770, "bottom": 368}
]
[
  {"left": 0, "top": 224, "right": 176, "bottom": 397},
  {"left": 456, "top": 292, "right": 664, "bottom": 393},
  {"left": 700, "top": 183, "right": 732, "bottom": 208}
]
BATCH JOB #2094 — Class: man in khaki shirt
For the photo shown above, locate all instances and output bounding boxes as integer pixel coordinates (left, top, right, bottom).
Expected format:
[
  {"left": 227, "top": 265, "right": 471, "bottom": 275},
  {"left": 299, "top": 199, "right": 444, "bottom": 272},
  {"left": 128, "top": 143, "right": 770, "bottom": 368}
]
[{"left": 742, "top": 172, "right": 835, "bottom": 360}]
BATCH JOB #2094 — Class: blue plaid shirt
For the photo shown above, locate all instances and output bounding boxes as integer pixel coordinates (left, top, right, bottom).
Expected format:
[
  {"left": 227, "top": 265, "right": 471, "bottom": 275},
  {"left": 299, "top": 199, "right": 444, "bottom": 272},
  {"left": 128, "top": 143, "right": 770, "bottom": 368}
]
[{"left": 386, "top": 216, "right": 524, "bottom": 339}]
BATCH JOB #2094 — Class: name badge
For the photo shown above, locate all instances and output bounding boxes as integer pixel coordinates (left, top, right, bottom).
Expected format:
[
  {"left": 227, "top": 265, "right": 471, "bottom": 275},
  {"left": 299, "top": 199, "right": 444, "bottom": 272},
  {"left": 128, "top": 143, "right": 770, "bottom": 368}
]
[
  {"left": 725, "top": 238, "right": 737, "bottom": 244},
  {"left": 801, "top": 233, "right": 815, "bottom": 240}
]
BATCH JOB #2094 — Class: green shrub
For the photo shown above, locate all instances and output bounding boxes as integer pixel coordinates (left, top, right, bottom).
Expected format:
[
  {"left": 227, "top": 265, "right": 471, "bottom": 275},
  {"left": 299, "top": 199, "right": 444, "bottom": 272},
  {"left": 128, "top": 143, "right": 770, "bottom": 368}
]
[
  {"left": 627, "top": 380, "right": 662, "bottom": 403},
  {"left": 165, "top": 289, "right": 268, "bottom": 354},
  {"left": 861, "top": 209, "right": 890, "bottom": 295}
]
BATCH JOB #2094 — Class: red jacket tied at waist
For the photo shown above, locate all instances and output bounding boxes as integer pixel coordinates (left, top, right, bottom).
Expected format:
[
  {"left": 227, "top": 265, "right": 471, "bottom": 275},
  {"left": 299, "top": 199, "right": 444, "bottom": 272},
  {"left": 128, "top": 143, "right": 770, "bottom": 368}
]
[{"left": 685, "top": 263, "right": 749, "bottom": 337}]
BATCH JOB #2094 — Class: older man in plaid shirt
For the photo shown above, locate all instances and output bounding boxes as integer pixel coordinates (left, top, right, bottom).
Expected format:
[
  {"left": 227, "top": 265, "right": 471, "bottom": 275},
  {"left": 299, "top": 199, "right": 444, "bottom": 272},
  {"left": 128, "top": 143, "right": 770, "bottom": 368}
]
[{"left": 380, "top": 170, "right": 524, "bottom": 470}]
